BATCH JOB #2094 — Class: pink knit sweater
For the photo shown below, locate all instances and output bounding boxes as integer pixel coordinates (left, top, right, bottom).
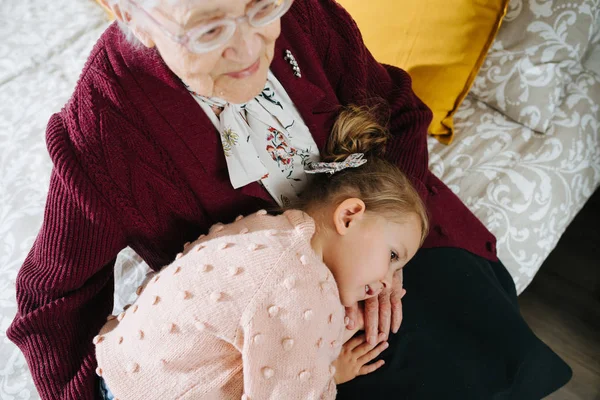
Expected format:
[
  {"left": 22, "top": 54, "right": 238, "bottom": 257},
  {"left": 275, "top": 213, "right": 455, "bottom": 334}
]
[{"left": 95, "top": 210, "right": 344, "bottom": 400}]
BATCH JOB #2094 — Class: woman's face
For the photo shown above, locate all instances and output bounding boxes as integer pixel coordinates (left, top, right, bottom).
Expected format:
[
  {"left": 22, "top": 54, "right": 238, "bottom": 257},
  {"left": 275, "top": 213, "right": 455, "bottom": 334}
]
[{"left": 134, "top": 0, "right": 281, "bottom": 104}]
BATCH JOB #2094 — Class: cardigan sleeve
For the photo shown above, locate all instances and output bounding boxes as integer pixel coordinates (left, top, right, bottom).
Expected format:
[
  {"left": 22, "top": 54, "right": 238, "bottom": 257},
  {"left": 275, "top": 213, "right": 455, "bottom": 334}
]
[
  {"left": 7, "top": 113, "right": 127, "bottom": 400},
  {"left": 240, "top": 263, "right": 341, "bottom": 400},
  {"left": 304, "top": 0, "right": 434, "bottom": 198}
]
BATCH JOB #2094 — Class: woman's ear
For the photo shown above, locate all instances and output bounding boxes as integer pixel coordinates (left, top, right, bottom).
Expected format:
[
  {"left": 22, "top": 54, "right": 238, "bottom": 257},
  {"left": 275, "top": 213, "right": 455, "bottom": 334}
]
[
  {"left": 332, "top": 198, "right": 366, "bottom": 236},
  {"left": 99, "top": 0, "right": 156, "bottom": 48}
]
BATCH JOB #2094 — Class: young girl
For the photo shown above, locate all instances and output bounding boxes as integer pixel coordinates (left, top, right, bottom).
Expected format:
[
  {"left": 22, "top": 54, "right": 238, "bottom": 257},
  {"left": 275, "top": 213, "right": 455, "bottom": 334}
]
[{"left": 94, "top": 106, "right": 429, "bottom": 399}]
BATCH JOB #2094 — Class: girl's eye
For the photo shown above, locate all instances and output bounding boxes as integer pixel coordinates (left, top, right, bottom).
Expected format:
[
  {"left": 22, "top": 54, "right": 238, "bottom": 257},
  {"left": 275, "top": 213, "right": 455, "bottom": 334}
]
[{"left": 390, "top": 251, "right": 399, "bottom": 262}]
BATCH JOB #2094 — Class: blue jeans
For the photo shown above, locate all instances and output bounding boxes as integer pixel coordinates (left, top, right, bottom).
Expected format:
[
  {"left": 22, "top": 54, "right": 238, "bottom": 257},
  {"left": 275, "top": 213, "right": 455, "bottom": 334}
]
[{"left": 99, "top": 378, "right": 115, "bottom": 400}]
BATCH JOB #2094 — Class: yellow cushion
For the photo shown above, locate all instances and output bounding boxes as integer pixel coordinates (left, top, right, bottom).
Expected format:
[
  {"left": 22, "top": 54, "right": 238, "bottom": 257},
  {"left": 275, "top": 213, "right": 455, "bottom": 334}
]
[{"left": 338, "top": 0, "right": 509, "bottom": 144}]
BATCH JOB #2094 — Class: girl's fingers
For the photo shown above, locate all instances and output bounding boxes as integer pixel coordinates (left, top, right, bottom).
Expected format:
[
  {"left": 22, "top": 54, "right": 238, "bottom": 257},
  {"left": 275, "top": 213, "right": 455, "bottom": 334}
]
[
  {"left": 358, "top": 359, "right": 385, "bottom": 376},
  {"left": 358, "top": 340, "right": 389, "bottom": 363},
  {"left": 344, "top": 334, "right": 368, "bottom": 351},
  {"left": 354, "top": 332, "right": 386, "bottom": 355}
]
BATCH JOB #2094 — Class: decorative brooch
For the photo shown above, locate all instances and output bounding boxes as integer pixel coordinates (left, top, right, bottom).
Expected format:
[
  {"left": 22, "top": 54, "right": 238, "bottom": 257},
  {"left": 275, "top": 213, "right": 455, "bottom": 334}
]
[{"left": 284, "top": 49, "right": 301, "bottom": 78}]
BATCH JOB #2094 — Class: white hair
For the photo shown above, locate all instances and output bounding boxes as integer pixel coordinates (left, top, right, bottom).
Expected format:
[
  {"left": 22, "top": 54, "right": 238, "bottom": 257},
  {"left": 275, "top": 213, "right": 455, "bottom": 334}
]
[
  {"left": 116, "top": 20, "right": 144, "bottom": 47},
  {"left": 105, "top": 0, "right": 162, "bottom": 9},
  {"left": 106, "top": 0, "right": 174, "bottom": 46}
]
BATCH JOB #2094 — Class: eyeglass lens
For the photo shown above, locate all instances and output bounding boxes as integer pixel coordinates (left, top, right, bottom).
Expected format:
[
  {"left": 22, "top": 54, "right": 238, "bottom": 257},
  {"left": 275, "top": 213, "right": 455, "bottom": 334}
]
[{"left": 191, "top": 0, "right": 288, "bottom": 49}]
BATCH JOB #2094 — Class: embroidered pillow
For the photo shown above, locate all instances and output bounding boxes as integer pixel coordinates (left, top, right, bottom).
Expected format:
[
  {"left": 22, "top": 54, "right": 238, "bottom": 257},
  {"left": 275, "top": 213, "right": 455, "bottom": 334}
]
[{"left": 470, "top": 0, "right": 600, "bottom": 133}]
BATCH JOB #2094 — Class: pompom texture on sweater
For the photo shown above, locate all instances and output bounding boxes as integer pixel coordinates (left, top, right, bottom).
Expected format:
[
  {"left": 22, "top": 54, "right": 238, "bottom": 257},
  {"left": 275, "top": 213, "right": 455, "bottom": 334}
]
[{"left": 96, "top": 210, "right": 344, "bottom": 400}]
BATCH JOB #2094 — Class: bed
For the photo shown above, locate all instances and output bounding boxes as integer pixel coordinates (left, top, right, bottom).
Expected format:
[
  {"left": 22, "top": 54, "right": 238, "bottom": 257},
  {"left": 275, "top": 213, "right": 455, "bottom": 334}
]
[{"left": 1, "top": 0, "right": 598, "bottom": 397}]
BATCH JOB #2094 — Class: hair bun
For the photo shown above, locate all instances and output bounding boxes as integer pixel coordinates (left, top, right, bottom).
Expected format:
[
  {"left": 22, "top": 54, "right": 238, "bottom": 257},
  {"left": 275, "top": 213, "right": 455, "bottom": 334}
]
[{"left": 323, "top": 105, "right": 390, "bottom": 162}]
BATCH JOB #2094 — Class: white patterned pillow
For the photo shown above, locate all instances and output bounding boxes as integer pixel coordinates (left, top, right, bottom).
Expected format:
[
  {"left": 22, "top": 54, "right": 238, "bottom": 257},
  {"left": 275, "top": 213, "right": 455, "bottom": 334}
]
[{"left": 470, "top": 0, "right": 599, "bottom": 133}]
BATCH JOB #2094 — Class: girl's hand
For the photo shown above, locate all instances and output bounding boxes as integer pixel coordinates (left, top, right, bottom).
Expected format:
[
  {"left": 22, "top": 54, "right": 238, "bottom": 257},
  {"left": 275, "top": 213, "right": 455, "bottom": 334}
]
[{"left": 332, "top": 333, "right": 388, "bottom": 384}]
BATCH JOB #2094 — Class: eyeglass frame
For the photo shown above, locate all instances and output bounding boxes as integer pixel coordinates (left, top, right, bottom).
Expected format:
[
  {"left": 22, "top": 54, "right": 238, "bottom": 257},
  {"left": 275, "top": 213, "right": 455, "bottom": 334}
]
[{"left": 125, "top": 0, "right": 294, "bottom": 54}]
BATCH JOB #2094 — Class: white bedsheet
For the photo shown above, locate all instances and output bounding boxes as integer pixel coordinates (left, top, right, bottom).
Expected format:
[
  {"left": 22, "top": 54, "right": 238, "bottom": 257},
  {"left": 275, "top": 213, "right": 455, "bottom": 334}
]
[{"left": 1, "top": 0, "right": 598, "bottom": 398}]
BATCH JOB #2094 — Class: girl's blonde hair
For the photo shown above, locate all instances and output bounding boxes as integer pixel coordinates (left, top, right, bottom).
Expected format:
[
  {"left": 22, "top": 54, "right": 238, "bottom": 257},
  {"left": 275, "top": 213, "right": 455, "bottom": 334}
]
[{"left": 297, "top": 105, "right": 429, "bottom": 244}]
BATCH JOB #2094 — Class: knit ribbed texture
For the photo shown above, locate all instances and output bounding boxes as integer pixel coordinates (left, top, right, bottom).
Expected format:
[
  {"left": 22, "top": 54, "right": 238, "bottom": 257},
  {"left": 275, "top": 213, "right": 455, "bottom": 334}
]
[
  {"left": 8, "top": 0, "right": 497, "bottom": 399},
  {"left": 95, "top": 210, "right": 343, "bottom": 399}
]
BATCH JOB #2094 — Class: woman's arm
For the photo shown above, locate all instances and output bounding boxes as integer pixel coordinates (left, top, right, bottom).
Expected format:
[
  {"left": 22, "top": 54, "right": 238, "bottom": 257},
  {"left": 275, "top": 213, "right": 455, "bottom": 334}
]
[{"left": 7, "top": 114, "right": 126, "bottom": 400}]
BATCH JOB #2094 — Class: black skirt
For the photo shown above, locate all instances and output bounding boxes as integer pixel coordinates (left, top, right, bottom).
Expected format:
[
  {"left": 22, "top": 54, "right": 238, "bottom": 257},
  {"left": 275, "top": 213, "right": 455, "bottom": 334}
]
[{"left": 337, "top": 248, "right": 572, "bottom": 400}]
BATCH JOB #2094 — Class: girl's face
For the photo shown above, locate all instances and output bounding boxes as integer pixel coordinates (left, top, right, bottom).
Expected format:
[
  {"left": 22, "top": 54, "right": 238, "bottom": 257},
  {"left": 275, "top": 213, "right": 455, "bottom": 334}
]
[
  {"left": 322, "top": 202, "right": 422, "bottom": 307},
  {"left": 125, "top": 0, "right": 282, "bottom": 104}
]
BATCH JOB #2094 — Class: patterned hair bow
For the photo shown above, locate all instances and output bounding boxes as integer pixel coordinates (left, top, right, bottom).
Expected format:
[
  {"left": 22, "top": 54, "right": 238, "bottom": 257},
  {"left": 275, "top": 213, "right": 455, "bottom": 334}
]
[{"left": 304, "top": 153, "right": 367, "bottom": 175}]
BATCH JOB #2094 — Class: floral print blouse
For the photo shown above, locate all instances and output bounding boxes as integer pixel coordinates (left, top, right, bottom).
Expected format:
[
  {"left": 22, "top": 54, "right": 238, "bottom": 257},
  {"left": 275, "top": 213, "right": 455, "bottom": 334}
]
[{"left": 187, "top": 71, "right": 321, "bottom": 207}]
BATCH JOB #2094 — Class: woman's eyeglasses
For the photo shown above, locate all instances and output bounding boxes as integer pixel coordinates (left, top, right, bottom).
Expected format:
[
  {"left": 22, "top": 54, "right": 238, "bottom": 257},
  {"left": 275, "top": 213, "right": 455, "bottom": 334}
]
[{"left": 127, "top": 0, "right": 294, "bottom": 54}]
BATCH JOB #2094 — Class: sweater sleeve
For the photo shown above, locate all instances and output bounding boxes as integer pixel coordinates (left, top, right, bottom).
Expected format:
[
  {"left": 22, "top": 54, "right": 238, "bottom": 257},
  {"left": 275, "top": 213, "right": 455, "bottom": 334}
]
[
  {"left": 240, "top": 263, "right": 341, "bottom": 400},
  {"left": 304, "top": 0, "right": 434, "bottom": 198},
  {"left": 7, "top": 113, "right": 127, "bottom": 400}
]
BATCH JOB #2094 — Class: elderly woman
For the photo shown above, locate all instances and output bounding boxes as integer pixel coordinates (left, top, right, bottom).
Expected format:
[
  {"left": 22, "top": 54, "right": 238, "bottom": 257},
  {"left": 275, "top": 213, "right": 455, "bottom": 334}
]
[{"left": 8, "top": 0, "right": 570, "bottom": 399}]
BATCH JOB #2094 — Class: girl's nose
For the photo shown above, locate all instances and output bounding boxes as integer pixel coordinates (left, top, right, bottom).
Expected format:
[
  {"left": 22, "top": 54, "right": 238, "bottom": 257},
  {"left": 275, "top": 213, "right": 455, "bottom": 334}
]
[
  {"left": 367, "top": 282, "right": 384, "bottom": 297},
  {"left": 381, "top": 269, "right": 395, "bottom": 290},
  {"left": 381, "top": 277, "right": 393, "bottom": 290}
]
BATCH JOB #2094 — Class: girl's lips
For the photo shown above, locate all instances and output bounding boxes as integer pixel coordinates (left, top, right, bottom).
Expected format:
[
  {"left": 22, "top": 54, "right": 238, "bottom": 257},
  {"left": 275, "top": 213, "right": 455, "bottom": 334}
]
[{"left": 226, "top": 59, "right": 261, "bottom": 79}]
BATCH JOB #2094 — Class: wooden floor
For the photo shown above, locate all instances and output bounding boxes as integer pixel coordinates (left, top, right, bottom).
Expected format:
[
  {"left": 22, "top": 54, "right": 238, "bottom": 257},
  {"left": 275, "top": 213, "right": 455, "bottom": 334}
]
[
  {"left": 518, "top": 189, "right": 600, "bottom": 400},
  {"left": 520, "top": 271, "right": 600, "bottom": 399}
]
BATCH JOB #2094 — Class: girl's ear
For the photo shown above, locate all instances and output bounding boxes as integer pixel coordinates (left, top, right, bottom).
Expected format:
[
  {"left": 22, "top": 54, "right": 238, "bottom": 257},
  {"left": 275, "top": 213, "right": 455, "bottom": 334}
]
[
  {"left": 332, "top": 198, "right": 366, "bottom": 235},
  {"left": 100, "top": 0, "right": 156, "bottom": 48}
]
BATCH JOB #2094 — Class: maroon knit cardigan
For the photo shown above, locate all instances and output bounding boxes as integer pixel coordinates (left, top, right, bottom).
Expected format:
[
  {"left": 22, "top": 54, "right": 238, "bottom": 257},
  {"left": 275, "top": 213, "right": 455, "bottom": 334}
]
[{"left": 8, "top": 0, "right": 497, "bottom": 398}]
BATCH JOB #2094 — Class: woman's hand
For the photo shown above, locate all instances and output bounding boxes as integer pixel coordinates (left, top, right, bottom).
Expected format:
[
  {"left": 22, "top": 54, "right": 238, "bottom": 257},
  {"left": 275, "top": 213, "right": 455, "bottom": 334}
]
[
  {"left": 333, "top": 334, "right": 388, "bottom": 384},
  {"left": 345, "top": 270, "right": 406, "bottom": 345}
]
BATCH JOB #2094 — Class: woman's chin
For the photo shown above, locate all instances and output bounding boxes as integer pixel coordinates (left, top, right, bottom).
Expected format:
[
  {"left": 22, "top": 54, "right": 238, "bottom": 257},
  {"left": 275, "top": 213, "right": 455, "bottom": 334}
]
[
  {"left": 226, "top": 89, "right": 263, "bottom": 104},
  {"left": 221, "top": 68, "right": 269, "bottom": 104}
]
